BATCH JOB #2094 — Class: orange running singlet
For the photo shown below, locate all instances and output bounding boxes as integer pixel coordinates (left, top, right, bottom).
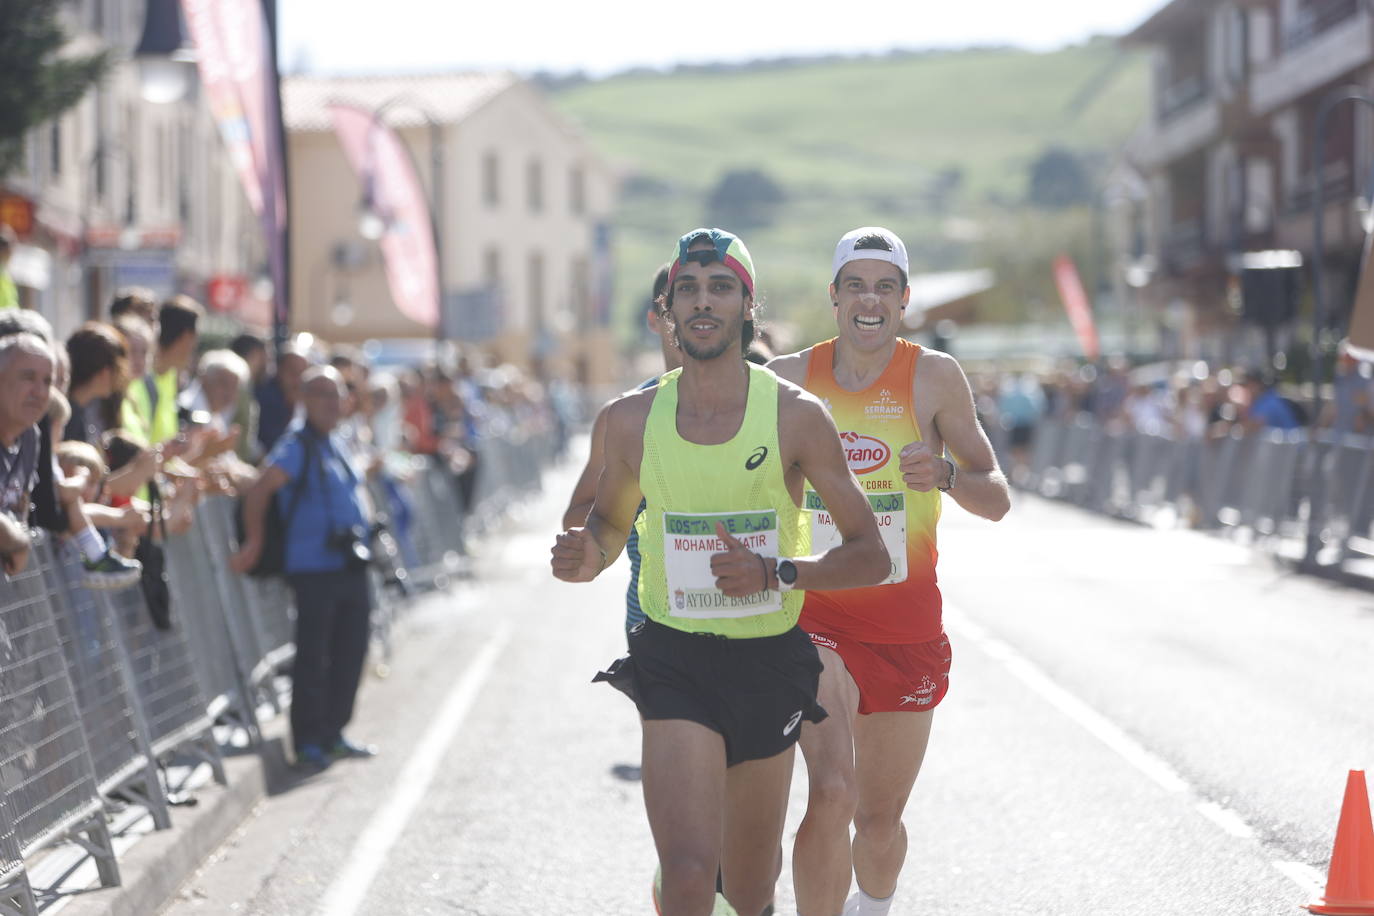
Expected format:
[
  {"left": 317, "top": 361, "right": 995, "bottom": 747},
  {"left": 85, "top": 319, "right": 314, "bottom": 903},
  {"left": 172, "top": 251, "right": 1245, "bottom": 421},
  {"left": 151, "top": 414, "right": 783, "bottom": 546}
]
[{"left": 800, "top": 338, "right": 943, "bottom": 644}]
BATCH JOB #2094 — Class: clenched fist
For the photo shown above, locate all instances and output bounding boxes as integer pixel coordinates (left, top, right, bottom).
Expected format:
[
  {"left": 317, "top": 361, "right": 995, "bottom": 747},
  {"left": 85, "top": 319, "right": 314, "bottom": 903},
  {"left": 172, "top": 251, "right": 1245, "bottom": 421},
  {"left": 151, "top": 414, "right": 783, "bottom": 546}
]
[
  {"left": 551, "top": 527, "right": 604, "bottom": 582},
  {"left": 899, "top": 442, "right": 949, "bottom": 492},
  {"left": 709, "top": 522, "right": 770, "bottom": 597}
]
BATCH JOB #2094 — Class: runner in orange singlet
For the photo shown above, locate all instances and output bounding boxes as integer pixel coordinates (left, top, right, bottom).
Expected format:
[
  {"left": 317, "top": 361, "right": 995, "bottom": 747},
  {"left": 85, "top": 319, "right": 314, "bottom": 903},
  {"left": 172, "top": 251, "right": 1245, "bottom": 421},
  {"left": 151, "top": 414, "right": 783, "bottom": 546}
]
[{"left": 769, "top": 227, "right": 1010, "bottom": 916}]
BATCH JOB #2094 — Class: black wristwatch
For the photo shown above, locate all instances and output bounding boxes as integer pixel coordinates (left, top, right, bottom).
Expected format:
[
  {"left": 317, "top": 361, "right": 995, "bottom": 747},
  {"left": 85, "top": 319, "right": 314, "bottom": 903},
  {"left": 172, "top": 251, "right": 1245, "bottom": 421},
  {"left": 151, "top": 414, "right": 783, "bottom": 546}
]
[
  {"left": 776, "top": 559, "right": 798, "bottom": 591},
  {"left": 938, "top": 458, "right": 957, "bottom": 493}
]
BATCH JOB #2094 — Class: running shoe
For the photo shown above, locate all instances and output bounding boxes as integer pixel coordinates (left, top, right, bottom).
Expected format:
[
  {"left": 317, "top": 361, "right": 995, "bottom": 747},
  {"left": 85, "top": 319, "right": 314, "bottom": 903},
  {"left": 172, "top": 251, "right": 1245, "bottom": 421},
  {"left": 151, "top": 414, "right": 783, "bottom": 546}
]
[{"left": 81, "top": 551, "right": 142, "bottom": 590}]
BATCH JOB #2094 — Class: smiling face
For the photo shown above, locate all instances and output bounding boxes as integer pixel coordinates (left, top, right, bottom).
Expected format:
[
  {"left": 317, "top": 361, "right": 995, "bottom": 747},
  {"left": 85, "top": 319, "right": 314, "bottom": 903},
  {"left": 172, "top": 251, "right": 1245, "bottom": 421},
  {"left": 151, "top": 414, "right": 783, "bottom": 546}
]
[
  {"left": 831, "top": 259, "right": 910, "bottom": 352},
  {"left": 667, "top": 242, "right": 752, "bottom": 363}
]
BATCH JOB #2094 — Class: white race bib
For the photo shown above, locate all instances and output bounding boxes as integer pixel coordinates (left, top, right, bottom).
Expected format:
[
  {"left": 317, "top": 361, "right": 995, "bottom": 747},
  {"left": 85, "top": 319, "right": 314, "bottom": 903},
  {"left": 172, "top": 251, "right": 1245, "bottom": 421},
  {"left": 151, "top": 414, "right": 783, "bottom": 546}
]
[
  {"left": 805, "top": 490, "right": 907, "bottom": 585},
  {"left": 662, "top": 509, "right": 782, "bottom": 618}
]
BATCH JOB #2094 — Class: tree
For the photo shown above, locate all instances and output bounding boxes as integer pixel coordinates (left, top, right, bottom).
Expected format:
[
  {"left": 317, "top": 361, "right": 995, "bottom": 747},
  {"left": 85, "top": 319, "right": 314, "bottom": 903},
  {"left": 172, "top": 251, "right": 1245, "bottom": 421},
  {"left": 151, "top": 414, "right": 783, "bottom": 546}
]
[
  {"left": 0, "top": 0, "right": 110, "bottom": 178},
  {"left": 1027, "top": 147, "right": 1092, "bottom": 210},
  {"left": 705, "top": 168, "right": 785, "bottom": 232}
]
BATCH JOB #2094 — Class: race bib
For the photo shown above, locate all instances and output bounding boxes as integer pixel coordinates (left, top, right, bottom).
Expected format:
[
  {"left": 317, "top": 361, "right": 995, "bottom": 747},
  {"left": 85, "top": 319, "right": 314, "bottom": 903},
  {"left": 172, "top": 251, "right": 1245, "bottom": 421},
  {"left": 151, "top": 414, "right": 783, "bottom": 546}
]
[
  {"left": 805, "top": 490, "right": 907, "bottom": 585},
  {"left": 662, "top": 510, "right": 782, "bottom": 618}
]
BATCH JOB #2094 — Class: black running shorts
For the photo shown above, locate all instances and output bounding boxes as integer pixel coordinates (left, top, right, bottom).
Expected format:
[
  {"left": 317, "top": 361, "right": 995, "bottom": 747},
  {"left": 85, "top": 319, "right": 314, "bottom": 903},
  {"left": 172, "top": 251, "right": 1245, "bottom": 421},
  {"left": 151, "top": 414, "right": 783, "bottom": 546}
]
[{"left": 594, "top": 618, "right": 827, "bottom": 766}]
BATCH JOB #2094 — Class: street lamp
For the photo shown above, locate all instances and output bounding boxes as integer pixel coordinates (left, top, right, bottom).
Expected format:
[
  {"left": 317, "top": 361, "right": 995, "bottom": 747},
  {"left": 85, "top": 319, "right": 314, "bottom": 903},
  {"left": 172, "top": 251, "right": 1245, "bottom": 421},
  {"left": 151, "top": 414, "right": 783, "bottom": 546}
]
[
  {"left": 1305, "top": 84, "right": 1374, "bottom": 569},
  {"left": 134, "top": 0, "right": 198, "bottom": 105},
  {"left": 352, "top": 95, "right": 446, "bottom": 341}
]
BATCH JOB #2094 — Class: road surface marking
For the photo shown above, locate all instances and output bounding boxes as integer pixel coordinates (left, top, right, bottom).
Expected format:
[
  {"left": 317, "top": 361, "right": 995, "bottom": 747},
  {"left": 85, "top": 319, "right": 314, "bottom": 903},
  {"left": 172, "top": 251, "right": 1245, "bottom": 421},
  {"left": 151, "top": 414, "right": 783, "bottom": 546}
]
[
  {"left": 317, "top": 625, "right": 512, "bottom": 916},
  {"left": 945, "top": 605, "right": 1318, "bottom": 896}
]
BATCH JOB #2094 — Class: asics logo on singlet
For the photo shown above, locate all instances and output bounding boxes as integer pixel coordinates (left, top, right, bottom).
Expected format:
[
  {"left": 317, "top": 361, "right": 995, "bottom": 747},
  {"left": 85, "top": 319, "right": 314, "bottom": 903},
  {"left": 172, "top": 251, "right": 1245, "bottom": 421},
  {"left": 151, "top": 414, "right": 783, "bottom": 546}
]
[
  {"left": 745, "top": 446, "right": 768, "bottom": 470},
  {"left": 783, "top": 710, "right": 803, "bottom": 736}
]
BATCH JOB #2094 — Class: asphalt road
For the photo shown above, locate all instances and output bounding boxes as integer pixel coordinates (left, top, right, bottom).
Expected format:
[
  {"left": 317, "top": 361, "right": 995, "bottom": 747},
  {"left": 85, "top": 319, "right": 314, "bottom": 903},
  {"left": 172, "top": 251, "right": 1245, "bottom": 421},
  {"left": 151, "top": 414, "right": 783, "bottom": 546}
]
[{"left": 160, "top": 441, "right": 1374, "bottom": 915}]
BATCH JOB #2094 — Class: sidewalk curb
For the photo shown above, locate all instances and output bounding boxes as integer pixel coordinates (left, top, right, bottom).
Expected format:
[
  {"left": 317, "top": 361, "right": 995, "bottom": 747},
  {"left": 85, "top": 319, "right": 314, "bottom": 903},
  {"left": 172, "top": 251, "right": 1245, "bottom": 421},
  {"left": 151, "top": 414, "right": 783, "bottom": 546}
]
[{"left": 58, "top": 725, "right": 293, "bottom": 916}]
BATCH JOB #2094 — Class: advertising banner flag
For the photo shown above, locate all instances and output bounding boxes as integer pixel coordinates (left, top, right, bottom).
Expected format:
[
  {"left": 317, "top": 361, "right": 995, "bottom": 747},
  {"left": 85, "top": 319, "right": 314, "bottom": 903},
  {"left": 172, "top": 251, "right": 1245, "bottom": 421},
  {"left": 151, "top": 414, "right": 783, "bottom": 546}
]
[
  {"left": 1053, "top": 254, "right": 1100, "bottom": 361},
  {"left": 181, "top": 0, "right": 288, "bottom": 332},
  {"left": 328, "top": 103, "right": 439, "bottom": 329}
]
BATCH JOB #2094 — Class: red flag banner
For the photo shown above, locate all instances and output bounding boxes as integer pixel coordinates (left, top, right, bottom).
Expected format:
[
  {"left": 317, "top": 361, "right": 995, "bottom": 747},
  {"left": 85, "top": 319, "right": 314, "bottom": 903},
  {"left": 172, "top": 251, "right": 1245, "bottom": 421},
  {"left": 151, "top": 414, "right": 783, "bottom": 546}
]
[
  {"left": 328, "top": 103, "right": 439, "bottom": 330},
  {"left": 181, "top": 0, "right": 288, "bottom": 332},
  {"left": 1053, "top": 254, "right": 1100, "bottom": 361}
]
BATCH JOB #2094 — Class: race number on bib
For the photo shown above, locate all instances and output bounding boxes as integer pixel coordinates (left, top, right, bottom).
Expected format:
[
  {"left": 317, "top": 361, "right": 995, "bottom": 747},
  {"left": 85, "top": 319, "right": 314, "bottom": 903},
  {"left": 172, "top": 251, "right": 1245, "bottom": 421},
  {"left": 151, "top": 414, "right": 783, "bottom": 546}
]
[
  {"left": 662, "top": 510, "right": 782, "bottom": 618},
  {"left": 805, "top": 490, "right": 907, "bottom": 585}
]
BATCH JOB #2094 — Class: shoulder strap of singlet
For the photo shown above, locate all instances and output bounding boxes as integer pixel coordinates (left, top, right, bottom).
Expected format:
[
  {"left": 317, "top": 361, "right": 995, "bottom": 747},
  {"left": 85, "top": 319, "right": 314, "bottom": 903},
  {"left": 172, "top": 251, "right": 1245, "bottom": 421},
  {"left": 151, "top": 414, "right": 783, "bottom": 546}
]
[{"left": 803, "top": 339, "right": 837, "bottom": 390}]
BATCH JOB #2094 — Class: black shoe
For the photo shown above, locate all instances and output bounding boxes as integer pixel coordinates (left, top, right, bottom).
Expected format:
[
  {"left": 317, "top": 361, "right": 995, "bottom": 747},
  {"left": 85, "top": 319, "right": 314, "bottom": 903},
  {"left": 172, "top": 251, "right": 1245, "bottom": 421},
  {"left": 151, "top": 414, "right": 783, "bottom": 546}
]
[{"left": 294, "top": 744, "right": 333, "bottom": 772}]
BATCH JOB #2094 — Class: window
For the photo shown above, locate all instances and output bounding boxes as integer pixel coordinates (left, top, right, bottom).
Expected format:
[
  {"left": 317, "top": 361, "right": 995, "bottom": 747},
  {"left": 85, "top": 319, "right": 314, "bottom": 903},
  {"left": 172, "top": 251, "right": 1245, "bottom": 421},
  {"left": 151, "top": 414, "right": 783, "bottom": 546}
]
[
  {"left": 527, "top": 158, "right": 543, "bottom": 213},
  {"left": 483, "top": 152, "right": 500, "bottom": 208},
  {"left": 485, "top": 247, "right": 502, "bottom": 290},
  {"left": 570, "top": 165, "right": 586, "bottom": 216},
  {"left": 49, "top": 122, "right": 61, "bottom": 179},
  {"left": 571, "top": 255, "right": 590, "bottom": 321},
  {"left": 528, "top": 250, "right": 545, "bottom": 330}
]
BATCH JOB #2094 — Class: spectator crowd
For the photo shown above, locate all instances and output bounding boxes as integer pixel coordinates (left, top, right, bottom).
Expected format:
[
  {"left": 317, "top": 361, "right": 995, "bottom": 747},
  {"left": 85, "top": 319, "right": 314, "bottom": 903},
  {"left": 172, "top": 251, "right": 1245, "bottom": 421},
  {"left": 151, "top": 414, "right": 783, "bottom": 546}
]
[
  {"left": 0, "top": 288, "right": 573, "bottom": 767},
  {"left": 969, "top": 351, "right": 1374, "bottom": 484}
]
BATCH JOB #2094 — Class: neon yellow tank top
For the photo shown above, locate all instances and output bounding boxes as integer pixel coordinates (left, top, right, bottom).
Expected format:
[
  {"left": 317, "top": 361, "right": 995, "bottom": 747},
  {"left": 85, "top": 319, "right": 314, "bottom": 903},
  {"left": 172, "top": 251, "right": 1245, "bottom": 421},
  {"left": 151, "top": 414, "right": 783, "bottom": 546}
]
[{"left": 635, "top": 364, "right": 807, "bottom": 638}]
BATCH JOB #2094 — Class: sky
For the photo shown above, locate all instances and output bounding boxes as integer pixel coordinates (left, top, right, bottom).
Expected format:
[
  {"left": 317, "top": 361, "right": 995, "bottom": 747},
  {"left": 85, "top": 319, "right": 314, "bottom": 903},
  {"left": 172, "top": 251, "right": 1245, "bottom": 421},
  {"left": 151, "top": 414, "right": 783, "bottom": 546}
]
[{"left": 278, "top": 0, "right": 1167, "bottom": 77}]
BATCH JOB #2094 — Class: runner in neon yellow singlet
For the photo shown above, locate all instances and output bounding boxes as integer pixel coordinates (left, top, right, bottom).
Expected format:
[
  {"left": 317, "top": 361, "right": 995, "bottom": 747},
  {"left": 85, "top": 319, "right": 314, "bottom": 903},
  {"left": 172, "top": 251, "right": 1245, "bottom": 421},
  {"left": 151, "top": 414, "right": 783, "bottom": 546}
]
[
  {"left": 552, "top": 228, "right": 889, "bottom": 916},
  {"left": 770, "top": 227, "right": 1010, "bottom": 916}
]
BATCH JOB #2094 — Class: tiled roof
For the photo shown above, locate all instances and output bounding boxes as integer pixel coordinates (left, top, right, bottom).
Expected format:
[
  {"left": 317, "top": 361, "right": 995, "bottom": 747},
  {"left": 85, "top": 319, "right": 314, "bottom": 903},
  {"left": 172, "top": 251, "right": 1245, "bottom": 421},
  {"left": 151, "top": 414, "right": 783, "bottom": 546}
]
[{"left": 283, "top": 72, "right": 517, "bottom": 131}]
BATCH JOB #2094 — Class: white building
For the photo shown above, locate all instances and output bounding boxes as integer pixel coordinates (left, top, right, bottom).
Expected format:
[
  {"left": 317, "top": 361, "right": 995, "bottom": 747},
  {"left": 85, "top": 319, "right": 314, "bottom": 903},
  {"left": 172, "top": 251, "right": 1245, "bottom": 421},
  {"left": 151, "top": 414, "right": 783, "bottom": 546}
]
[{"left": 283, "top": 73, "right": 618, "bottom": 384}]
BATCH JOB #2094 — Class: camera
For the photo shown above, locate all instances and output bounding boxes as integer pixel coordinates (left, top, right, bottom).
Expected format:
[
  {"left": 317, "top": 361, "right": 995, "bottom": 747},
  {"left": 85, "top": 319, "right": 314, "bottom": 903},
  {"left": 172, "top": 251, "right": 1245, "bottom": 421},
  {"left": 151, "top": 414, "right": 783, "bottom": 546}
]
[{"left": 326, "top": 526, "right": 373, "bottom": 571}]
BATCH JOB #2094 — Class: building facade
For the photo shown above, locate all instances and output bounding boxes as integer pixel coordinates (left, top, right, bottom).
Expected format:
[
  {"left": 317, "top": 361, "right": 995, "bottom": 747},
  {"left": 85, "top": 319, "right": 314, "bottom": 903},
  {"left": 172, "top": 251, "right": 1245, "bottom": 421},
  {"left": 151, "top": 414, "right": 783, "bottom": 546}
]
[
  {"left": 283, "top": 73, "right": 618, "bottom": 385},
  {"left": 1125, "top": 0, "right": 1374, "bottom": 362},
  {"left": 0, "top": 0, "right": 266, "bottom": 339}
]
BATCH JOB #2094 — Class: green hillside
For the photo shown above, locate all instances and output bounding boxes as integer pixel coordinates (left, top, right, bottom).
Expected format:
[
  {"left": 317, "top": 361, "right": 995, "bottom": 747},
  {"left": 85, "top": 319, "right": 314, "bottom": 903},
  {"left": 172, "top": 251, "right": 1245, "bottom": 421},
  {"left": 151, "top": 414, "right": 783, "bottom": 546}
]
[{"left": 551, "top": 40, "right": 1148, "bottom": 349}]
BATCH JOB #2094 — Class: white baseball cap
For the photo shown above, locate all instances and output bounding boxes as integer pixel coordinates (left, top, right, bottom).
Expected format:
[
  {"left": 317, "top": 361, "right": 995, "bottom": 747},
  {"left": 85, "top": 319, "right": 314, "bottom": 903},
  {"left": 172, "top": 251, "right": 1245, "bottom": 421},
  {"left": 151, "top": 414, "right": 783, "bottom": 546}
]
[{"left": 832, "top": 226, "right": 910, "bottom": 279}]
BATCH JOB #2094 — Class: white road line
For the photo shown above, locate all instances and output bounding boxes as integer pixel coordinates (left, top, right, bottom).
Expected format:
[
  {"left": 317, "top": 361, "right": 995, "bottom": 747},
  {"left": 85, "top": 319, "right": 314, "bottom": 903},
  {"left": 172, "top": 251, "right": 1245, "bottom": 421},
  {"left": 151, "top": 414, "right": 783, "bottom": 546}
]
[
  {"left": 944, "top": 606, "right": 1318, "bottom": 896},
  {"left": 317, "top": 626, "right": 512, "bottom": 916}
]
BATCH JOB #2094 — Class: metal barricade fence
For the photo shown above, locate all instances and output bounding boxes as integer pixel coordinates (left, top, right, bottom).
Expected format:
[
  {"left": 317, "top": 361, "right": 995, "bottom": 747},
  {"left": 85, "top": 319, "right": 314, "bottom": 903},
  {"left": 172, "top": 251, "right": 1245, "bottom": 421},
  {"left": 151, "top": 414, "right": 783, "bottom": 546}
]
[
  {"left": 101, "top": 579, "right": 223, "bottom": 781},
  {"left": 1014, "top": 416, "right": 1374, "bottom": 575},
  {"left": 0, "top": 789, "right": 36, "bottom": 916},
  {"left": 162, "top": 529, "right": 260, "bottom": 743},
  {"left": 0, "top": 421, "right": 562, "bottom": 901},
  {"left": 0, "top": 536, "right": 119, "bottom": 892},
  {"left": 39, "top": 541, "right": 158, "bottom": 807}
]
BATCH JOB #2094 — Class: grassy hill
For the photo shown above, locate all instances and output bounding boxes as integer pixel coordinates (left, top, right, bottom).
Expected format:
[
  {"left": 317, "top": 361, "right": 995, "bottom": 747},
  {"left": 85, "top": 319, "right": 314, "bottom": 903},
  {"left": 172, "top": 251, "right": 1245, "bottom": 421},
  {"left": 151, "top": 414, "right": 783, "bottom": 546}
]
[{"left": 551, "top": 40, "right": 1148, "bottom": 350}]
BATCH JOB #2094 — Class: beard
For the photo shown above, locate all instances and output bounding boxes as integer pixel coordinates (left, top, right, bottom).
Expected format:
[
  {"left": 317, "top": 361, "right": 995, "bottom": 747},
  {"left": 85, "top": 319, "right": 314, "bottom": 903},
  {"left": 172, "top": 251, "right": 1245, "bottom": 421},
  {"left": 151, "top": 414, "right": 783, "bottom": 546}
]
[{"left": 675, "top": 309, "right": 744, "bottom": 362}]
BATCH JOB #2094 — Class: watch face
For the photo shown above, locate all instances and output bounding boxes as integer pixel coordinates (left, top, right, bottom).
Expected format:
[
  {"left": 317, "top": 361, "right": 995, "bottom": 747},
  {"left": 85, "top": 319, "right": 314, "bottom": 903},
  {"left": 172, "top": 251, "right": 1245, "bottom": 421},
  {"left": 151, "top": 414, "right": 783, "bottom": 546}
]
[{"left": 779, "top": 560, "right": 797, "bottom": 585}]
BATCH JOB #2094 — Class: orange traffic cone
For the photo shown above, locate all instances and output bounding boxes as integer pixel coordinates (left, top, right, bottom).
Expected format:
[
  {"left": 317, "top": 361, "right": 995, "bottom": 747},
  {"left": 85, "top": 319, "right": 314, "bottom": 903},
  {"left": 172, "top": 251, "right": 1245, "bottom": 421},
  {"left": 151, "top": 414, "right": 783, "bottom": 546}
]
[{"left": 1308, "top": 770, "right": 1374, "bottom": 915}]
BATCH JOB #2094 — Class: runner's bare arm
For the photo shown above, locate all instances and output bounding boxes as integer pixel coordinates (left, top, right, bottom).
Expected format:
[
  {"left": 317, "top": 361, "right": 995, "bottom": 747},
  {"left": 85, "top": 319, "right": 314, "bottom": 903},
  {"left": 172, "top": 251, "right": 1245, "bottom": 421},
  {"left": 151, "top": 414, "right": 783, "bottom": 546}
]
[
  {"left": 551, "top": 395, "right": 647, "bottom": 583},
  {"left": 766, "top": 349, "right": 810, "bottom": 387},
  {"left": 921, "top": 351, "right": 1009, "bottom": 521},
  {"left": 778, "top": 390, "right": 888, "bottom": 591},
  {"left": 561, "top": 397, "right": 614, "bottom": 529}
]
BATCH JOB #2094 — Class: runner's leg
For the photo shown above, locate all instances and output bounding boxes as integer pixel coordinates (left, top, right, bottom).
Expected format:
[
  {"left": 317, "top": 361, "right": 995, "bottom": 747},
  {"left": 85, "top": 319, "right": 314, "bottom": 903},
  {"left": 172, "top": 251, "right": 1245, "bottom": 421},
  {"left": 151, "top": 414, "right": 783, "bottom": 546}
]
[
  {"left": 793, "top": 646, "right": 861, "bottom": 915},
  {"left": 849, "top": 709, "right": 935, "bottom": 900},
  {"left": 642, "top": 718, "right": 727, "bottom": 916},
  {"left": 721, "top": 746, "right": 795, "bottom": 916}
]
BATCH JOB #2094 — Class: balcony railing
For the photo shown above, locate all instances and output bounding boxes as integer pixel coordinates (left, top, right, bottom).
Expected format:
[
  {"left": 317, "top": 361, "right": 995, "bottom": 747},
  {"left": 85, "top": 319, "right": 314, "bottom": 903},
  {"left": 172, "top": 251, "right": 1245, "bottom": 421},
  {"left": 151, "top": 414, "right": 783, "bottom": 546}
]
[
  {"left": 1283, "top": 0, "right": 1360, "bottom": 52},
  {"left": 1159, "top": 75, "right": 1209, "bottom": 122}
]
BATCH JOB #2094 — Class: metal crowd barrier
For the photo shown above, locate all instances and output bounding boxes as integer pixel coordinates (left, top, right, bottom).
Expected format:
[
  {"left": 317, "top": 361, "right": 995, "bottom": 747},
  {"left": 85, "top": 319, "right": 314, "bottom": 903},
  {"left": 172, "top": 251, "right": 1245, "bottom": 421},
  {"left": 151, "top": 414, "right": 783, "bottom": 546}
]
[
  {"left": 0, "top": 422, "right": 555, "bottom": 906},
  {"left": 0, "top": 536, "right": 119, "bottom": 902},
  {"left": 1004, "top": 414, "right": 1374, "bottom": 575}
]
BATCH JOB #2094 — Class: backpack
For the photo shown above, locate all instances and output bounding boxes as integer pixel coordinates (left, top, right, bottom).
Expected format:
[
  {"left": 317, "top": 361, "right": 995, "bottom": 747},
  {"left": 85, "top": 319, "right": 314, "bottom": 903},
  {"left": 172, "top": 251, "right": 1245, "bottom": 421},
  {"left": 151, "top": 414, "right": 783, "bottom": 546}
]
[{"left": 236, "top": 432, "right": 316, "bottom": 577}]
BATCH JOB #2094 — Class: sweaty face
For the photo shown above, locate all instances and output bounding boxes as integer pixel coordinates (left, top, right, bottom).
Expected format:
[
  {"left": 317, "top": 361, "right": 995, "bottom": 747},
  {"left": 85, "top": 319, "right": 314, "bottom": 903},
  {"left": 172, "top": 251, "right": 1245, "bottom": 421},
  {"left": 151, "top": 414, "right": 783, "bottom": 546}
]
[
  {"left": 832, "top": 260, "right": 909, "bottom": 350},
  {"left": 0, "top": 351, "right": 54, "bottom": 433},
  {"left": 668, "top": 252, "right": 749, "bottom": 363}
]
